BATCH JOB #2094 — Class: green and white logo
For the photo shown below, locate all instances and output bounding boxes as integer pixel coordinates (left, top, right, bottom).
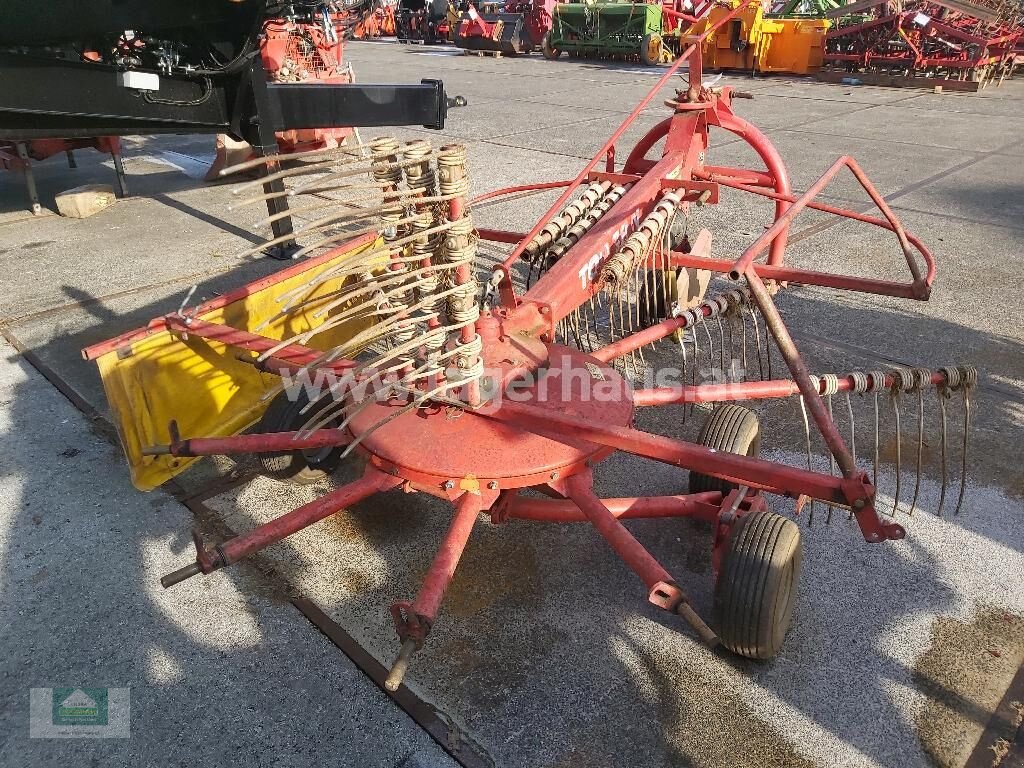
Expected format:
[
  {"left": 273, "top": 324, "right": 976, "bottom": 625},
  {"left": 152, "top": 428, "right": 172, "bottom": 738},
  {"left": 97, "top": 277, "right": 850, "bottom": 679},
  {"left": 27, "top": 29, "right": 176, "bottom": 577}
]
[
  {"left": 52, "top": 688, "right": 108, "bottom": 726},
  {"left": 30, "top": 687, "right": 129, "bottom": 738}
]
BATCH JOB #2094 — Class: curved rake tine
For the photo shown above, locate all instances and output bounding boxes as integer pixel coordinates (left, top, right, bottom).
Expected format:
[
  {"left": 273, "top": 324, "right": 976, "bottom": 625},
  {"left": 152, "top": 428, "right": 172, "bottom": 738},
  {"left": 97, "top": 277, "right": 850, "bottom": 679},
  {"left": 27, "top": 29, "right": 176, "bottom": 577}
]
[
  {"left": 891, "top": 393, "right": 902, "bottom": 516},
  {"left": 677, "top": 334, "right": 688, "bottom": 426},
  {"left": 798, "top": 393, "right": 815, "bottom": 526},
  {"left": 889, "top": 367, "right": 915, "bottom": 517},
  {"left": 869, "top": 370, "right": 884, "bottom": 493},
  {"left": 702, "top": 322, "right": 715, "bottom": 395},
  {"left": 845, "top": 391, "right": 858, "bottom": 465},
  {"left": 716, "top": 314, "right": 726, "bottom": 379},
  {"left": 748, "top": 304, "right": 765, "bottom": 380},
  {"left": 820, "top": 374, "right": 838, "bottom": 523},
  {"left": 908, "top": 368, "right": 929, "bottom": 516},
  {"left": 952, "top": 367, "right": 977, "bottom": 516},
  {"left": 936, "top": 384, "right": 949, "bottom": 517},
  {"left": 740, "top": 310, "right": 749, "bottom": 382},
  {"left": 689, "top": 325, "right": 700, "bottom": 415}
]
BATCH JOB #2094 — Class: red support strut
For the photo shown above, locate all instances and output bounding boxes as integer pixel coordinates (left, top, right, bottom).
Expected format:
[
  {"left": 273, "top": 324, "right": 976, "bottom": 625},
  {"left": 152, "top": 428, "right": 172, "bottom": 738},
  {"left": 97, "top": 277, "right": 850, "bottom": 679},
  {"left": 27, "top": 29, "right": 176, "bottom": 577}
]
[
  {"left": 385, "top": 491, "right": 483, "bottom": 691},
  {"left": 563, "top": 471, "right": 719, "bottom": 646},
  {"left": 159, "top": 467, "right": 399, "bottom": 588}
]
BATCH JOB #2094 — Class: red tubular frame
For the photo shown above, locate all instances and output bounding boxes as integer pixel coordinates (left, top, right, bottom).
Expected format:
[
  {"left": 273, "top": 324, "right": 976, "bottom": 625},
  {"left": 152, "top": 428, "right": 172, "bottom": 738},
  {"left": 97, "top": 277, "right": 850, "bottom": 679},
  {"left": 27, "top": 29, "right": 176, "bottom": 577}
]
[
  {"left": 633, "top": 370, "right": 948, "bottom": 407},
  {"left": 160, "top": 467, "right": 401, "bottom": 588},
  {"left": 118, "top": 1, "right": 955, "bottom": 687},
  {"left": 508, "top": 492, "right": 723, "bottom": 522},
  {"left": 563, "top": 472, "right": 719, "bottom": 645},
  {"left": 152, "top": 428, "right": 352, "bottom": 457},
  {"left": 492, "top": 0, "right": 759, "bottom": 305},
  {"left": 487, "top": 400, "right": 903, "bottom": 544}
]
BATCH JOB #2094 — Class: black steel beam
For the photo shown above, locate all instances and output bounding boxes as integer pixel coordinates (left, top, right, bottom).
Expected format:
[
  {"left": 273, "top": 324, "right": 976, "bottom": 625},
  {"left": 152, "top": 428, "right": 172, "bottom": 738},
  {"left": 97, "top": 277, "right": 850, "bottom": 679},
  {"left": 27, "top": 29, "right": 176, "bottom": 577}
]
[
  {"left": 0, "top": 53, "right": 448, "bottom": 140},
  {"left": 270, "top": 80, "right": 448, "bottom": 131}
]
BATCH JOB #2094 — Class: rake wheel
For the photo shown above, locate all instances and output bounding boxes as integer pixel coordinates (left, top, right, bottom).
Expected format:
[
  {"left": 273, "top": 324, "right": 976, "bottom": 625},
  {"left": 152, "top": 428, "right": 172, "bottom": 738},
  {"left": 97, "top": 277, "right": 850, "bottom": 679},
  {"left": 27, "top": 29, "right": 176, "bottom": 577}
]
[
  {"left": 689, "top": 405, "right": 761, "bottom": 495},
  {"left": 541, "top": 32, "right": 561, "bottom": 60},
  {"left": 128, "top": 10, "right": 975, "bottom": 691},
  {"left": 715, "top": 509, "right": 801, "bottom": 660},
  {"left": 256, "top": 391, "right": 345, "bottom": 485},
  {"left": 640, "top": 33, "right": 663, "bottom": 67}
]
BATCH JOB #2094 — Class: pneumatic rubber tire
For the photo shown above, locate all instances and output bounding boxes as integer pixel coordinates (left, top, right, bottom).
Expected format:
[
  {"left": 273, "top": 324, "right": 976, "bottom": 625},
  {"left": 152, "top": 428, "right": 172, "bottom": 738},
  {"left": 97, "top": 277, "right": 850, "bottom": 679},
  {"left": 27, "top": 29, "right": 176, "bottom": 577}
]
[
  {"left": 688, "top": 404, "right": 761, "bottom": 495},
  {"left": 715, "top": 509, "right": 801, "bottom": 660},
  {"left": 640, "top": 33, "right": 663, "bottom": 66},
  {"left": 542, "top": 33, "right": 561, "bottom": 60},
  {"left": 256, "top": 391, "right": 343, "bottom": 485}
]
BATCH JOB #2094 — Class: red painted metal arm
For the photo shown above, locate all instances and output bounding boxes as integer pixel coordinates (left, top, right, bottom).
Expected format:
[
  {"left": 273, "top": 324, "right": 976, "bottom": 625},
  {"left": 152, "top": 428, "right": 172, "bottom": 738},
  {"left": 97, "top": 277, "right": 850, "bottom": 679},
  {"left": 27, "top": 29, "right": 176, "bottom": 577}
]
[
  {"left": 482, "top": 400, "right": 903, "bottom": 543},
  {"left": 489, "top": 400, "right": 850, "bottom": 502},
  {"left": 508, "top": 493, "right": 723, "bottom": 522},
  {"left": 633, "top": 371, "right": 949, "bottom": 407},
  {"left": 476, "top": 228, "right": 527, "bottom": 244},
  {"left": 163, "top": 315, "right": 358, "bottom": 369},
  {"left": 159, "top": 466, "right": 400, "bottom": 588},
  {"left": 491, "top": 0, "right": 758, "bottom": 295},
  {"left": 667, "top": 252, "right": 925, "bottom": 299},
  {"left": 470, "top": 180, "right": 574, "bottom": 207},
  {"left": 143, "top": 428, "right": 351, "bottom": 457},
  {"left": 703, "top": 156, "right": 930, "bottom": 295},
  {"left": 562, "top": 472, "right": 719, "bottom": 645}
]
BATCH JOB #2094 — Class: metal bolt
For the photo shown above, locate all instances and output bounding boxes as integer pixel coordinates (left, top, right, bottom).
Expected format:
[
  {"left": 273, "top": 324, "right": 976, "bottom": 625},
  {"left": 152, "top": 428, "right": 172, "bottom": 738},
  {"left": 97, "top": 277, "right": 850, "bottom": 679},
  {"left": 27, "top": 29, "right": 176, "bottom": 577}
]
[
  {"left": 853, "top": 498, "right": 866, "bottom": 509},
  {"left": 443, "top": 480, "right": 455, "bottom": 490},
  {"left": 487, "top": 481, "right": 498, "bottom": 490},
  {"left": 550, "top": 471, "right": 559, "bottom": 480}
]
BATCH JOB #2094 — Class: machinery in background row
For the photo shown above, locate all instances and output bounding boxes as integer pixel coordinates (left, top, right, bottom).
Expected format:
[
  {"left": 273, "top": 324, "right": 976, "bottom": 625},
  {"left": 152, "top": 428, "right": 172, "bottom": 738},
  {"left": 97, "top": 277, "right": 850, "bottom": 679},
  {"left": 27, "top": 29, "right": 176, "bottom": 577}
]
[
  {"left": 454, "top": 0, "right": 557, "bottom": 55},
  {"left": 540, "top": 0, "right": 829, "bottom": 74},
  {"left": 397, "top": 0, "right": 456, "bottom": 43},
  {"left": 0, "top": 0, "right": 450, "bottom": 242},
  {"left": 208, "top": 5, "right": 360, "bottom": 179},
  {"left": 822, "top": 0, "right": 1022, "bottom": 90},
  {"left": 0, "top": 137, "right": 128, "bottom": 216}
]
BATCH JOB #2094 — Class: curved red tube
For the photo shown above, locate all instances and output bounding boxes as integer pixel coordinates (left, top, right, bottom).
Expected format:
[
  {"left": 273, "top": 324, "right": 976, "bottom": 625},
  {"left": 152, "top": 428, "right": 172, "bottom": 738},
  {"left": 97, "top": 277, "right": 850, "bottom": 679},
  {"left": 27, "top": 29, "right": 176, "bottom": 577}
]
[{"left": 717, "top": 112, "right": 792, "bottom": 266}]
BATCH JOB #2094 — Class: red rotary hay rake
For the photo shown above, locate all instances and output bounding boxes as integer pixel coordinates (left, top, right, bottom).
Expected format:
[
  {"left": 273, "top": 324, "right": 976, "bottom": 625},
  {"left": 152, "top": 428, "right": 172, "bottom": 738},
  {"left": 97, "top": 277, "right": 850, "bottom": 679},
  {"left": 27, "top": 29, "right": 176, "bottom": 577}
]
[
  {"left": 96, "top": 3, "right": 976, "bottom": 690},
  {"left": 824, "top": 0, "right": 1023, "bottom": 89}
]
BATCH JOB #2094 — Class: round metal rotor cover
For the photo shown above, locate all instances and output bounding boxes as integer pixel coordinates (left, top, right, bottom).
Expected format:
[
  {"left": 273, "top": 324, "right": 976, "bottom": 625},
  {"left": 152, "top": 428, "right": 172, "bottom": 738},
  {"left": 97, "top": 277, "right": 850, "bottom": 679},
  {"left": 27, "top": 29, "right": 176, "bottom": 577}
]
[{"left": 348, "top": 345, "right": 634, "bottom": 488}]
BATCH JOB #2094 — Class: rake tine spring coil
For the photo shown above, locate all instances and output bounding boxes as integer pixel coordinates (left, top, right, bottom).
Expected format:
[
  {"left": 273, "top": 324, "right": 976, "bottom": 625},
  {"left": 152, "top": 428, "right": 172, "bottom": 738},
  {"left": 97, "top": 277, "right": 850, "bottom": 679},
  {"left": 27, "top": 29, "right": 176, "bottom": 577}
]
[
  {"left": 551, "top": 184, "right": 629, "bottom": 265},
  {"left": 522, "top": 181, "right": 609, "bottom": 261}
]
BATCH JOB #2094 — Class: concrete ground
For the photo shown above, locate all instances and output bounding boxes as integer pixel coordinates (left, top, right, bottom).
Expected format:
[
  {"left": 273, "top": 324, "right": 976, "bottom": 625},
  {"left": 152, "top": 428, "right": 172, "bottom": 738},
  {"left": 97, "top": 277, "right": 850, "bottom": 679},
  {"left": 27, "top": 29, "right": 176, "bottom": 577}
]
[
  {"left": 1, "top": 38, "right": 1022, "bottom": 767},
  {"left": 0, "top": 340, "right": 457, "bottom": 767}
]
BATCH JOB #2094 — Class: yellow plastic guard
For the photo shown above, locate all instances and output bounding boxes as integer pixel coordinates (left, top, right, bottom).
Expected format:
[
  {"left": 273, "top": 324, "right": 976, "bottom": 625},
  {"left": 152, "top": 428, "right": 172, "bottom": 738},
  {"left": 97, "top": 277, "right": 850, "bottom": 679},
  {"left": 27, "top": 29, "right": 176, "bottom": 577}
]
[{"left": 84, "top": 235, "right": 381, "bottom": 491}]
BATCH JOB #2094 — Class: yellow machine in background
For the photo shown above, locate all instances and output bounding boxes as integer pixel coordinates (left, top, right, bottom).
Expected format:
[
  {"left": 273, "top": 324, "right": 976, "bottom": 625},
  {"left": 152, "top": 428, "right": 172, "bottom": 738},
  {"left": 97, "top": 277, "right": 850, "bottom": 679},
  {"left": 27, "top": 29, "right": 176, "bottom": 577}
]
[{"left": 690, "top": 1, "right": 830, "bottom": 75}]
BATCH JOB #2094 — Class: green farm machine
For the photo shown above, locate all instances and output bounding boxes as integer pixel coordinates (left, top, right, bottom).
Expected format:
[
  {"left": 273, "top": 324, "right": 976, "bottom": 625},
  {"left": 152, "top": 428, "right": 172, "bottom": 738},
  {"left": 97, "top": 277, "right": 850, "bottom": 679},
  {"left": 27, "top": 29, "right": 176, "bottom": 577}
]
[{"left": 542, "top": 0, "right": 706, "bottom": 63}]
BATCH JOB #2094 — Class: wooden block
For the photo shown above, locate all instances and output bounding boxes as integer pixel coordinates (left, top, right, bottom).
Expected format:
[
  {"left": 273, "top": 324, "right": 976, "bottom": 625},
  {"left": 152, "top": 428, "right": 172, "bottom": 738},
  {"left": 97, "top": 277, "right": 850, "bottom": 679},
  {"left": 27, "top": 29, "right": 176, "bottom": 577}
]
[{"left": 55, "top": 184, "right": 117, "bottom": 219}]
